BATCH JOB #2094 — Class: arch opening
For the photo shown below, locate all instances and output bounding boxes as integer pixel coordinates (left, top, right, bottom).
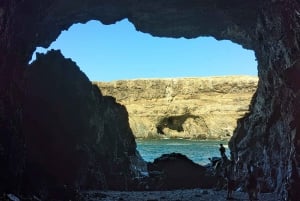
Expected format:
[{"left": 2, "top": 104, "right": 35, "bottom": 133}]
[
  {"left": 30, "top": 19, "right": 257, "bottom": 81},
  {"left": 28, "top": 19, "right": 258, "bottom": 166}
]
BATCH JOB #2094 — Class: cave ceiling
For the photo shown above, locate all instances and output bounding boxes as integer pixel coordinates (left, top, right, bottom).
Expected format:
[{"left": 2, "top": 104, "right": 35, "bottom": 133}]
[{"left": 24, "top": 0, "right": 262, "bottom": 61}]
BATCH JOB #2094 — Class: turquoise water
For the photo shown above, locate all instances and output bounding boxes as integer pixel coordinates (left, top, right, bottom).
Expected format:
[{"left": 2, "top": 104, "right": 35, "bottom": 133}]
[{"left": 136, "top": 139, "right": 229, "bottom": 165}]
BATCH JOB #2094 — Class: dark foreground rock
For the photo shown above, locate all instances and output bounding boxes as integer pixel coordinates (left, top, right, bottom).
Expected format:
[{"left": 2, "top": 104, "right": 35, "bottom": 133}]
[
  {"left": 147, "top": 153, "right": 217, "bottom": 190},
  {"left": 81, "top": 189, "right": 277, "bottom": 201},
  {"left": 21, "top": 50, "right": 146, "bottom": 198}
]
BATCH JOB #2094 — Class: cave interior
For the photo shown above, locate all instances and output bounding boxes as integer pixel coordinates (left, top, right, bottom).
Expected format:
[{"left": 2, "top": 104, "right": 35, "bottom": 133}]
[{"left": 1, "top": 0, "right": 300, "bottom": 200}]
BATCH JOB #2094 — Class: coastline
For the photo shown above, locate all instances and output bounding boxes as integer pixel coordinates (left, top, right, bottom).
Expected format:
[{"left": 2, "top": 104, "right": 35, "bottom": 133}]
[
  {"left": 134, "top": 136, "right": 231, "bottom": 140},
  {"left": 136, "top": 138, "right": 229, "bottom": 166}
]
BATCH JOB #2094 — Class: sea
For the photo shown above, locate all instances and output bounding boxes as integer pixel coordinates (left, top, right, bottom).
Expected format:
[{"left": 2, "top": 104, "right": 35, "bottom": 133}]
[{"left": 136, "top": 139, "right": 229, "bottom": 166}]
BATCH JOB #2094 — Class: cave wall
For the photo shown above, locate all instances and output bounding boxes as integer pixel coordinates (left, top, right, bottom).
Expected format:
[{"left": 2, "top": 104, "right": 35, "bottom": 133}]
[
  {"left": 1, "top": 0, "right": 300, "bottom": 199},
  {"left": 229, "top": 1, "right": 300, "bottom": 198}
]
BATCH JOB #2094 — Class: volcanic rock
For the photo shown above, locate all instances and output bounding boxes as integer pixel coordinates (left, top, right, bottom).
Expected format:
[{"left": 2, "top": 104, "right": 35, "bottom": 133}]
[
  {"left": 22, "top": 50, "right": 146, "bottom": 197},
  {"left": 147, "top": 153, "right": 216, "bottom": 189}
]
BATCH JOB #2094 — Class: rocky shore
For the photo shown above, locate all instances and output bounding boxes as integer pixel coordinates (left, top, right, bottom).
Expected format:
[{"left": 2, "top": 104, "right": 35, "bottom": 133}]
[{"left": 81, "top": 189, "right": 277, "bottom": 201}]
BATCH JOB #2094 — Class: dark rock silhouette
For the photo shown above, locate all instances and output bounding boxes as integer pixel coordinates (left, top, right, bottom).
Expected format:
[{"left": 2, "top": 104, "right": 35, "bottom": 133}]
[
  {"left": 147, "top": 153, "right": 217, "bottom": 189},
  {"left": 22, "top": 50, "right": 145, "bottom": 198}
]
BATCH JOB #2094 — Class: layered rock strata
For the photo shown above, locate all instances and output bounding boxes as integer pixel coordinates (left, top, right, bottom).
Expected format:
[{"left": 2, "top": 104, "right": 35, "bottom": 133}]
[
  {"left": 1, "top": 1, "right": 300, "bottom": 200},
  {"left": 95, "top": 76, "right": 258, "bottom": 139}
]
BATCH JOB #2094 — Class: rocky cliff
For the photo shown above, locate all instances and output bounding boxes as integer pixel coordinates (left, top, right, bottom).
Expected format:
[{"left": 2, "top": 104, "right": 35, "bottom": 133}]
[
  {"left": 95, "top": 76, "right": 258, "bottom": 139},
  {"left": 2, "top": 0, "right": 300, "bottom": 200},
  {"left": 22, "top": 50, "right": 146, "bottom": 198}
]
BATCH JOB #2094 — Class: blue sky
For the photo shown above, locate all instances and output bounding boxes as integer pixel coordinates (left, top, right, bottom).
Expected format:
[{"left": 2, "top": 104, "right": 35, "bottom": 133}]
[{"left": 31, "top": 19, "right": 257, "bottom": 82}]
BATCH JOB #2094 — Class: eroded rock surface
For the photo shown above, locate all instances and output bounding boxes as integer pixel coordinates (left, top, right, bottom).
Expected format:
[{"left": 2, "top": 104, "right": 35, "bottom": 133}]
[{"left": 95, "top": 77, "right": 258, "bottom": 139}]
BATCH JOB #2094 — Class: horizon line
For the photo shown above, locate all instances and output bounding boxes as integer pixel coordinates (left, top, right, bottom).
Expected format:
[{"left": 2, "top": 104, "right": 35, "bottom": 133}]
[{"left": 92, "top": 75, "right": 259, "bottom": 83}]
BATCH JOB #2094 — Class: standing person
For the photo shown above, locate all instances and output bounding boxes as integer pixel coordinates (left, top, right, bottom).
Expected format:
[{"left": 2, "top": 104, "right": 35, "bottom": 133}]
[
  {"left": 246, "top": 160, "right": 259, "bottom": 200},
  {"left": 235, "top": 154, "right": 242, "bottom": 178},
  {"left": 225, "top": 160, "right": 235, "bottom": 200},
  {"left": 219, "top": 144, "right": 226, "bottom": 160},
  {"left": 247, "top": 160, "right": 255, "bottom": 174}
]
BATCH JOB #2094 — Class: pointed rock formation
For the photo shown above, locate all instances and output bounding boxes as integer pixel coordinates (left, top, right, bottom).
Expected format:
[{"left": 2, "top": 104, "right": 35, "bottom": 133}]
[{"left": 22, "top": 50, "right": 146, "bottom": 198}]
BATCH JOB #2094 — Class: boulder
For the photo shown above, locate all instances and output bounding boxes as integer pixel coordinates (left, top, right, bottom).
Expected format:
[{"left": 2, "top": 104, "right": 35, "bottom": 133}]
[{"left": 147, "top": 153, "right": 217, "bottom": 189}]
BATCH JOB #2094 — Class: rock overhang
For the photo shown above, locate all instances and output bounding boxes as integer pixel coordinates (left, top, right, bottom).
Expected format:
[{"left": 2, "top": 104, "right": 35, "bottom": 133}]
[{"left": 27, "top": 0, "right": 259, "bottom": 58}]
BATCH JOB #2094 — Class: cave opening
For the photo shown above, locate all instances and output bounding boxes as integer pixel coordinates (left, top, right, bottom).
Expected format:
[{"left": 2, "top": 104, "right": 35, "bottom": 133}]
[
  {"left": 29, "top": 19, "right": 258, "bottom": 166},
  {"left": 3, "top": 1, "right": 299, "bottom": 197},
  {"left": 30, "top": 19, "right": 257, "bottom": 81}
]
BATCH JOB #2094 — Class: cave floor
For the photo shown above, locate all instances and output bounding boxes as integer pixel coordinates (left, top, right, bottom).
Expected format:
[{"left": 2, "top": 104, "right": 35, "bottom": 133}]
[{"left": 81, "top": 188, "right": 277, "bottom": 201}]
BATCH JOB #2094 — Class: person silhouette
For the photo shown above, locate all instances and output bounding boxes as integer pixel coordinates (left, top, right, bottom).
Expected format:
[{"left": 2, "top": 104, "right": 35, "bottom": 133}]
[
  {"left": 225, "top": 160, "right": 235, "bottom": 200},
  {"left": 219, "top": 144, "right": 226, "bottom": 160},
  {"left": 246, "top": 160, "right": 259, "bottom": 200}
]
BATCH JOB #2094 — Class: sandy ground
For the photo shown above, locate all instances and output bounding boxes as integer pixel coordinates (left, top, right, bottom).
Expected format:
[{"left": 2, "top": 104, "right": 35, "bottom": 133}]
[{"left": 81, "top": 189, "right": 278, "bottom": 201}]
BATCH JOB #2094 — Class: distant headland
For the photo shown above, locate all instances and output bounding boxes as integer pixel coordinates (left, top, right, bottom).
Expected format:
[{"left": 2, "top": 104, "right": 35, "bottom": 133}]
[{"left": 94, "top": 76, "right": 258, "bottom": 139}]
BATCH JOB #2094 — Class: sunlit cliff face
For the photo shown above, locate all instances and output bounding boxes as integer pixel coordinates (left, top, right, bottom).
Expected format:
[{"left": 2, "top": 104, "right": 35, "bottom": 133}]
[
  {"left": 95, "top": 77, "right": 258, "bottom": 139},
  {"left": 1, "top": 1, "right": 300, "bottom": 200}
]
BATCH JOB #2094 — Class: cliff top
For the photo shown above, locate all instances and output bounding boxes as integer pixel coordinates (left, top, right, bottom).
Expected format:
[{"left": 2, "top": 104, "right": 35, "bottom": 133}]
[
  {"left": 94, "top": 75, "right": 258, "bottom": 98},
  {"left": 94, "top": 75, "right": 258, "bottom": 83}
]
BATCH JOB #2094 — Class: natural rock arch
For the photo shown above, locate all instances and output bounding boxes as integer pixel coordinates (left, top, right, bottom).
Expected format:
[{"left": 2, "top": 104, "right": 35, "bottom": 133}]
[{"left": 1, "top": 0, "right": 300, "bottom": 200}]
